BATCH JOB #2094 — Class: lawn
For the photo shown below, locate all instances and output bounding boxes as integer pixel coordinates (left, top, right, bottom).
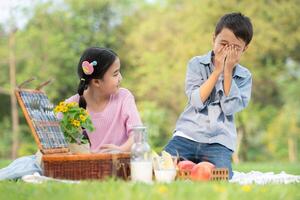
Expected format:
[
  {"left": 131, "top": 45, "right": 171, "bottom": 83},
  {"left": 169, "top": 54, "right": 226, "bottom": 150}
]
[{"left": 0, "top": 160, "right": 299, "bottom": 200}]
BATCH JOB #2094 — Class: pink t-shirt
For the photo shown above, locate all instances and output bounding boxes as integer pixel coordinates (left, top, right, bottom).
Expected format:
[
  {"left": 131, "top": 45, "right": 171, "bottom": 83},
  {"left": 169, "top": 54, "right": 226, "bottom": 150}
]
[{"left": 65, "top": 88, "right": 142, "bottom": 152}]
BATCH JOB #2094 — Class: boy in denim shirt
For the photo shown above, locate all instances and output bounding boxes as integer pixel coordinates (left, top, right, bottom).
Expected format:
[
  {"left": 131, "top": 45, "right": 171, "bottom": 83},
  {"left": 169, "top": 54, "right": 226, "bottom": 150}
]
[{"left": 164, "top": 12, "right": 253, "bottom": 179}]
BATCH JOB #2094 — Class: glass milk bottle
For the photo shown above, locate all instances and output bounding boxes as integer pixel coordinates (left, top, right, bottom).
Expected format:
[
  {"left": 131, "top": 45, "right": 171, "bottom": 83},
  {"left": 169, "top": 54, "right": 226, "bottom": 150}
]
[{"left": 130, "top": 125, "right": 153, "bottom": 183}]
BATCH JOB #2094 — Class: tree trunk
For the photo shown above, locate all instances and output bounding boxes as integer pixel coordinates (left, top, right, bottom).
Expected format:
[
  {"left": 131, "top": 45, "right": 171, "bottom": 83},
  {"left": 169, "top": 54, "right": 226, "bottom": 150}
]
[
  {"left": 232, "top": 131, "right": 243, "bottom": 164},
  {"left": 234, "top": 114, "right": 247, "bottom": 163},
  {"left": 9, "top": 29, "right": 19, "bottom": 159},
  {"left": 288, "top": 137, "right": 297, "bottom": 162}
]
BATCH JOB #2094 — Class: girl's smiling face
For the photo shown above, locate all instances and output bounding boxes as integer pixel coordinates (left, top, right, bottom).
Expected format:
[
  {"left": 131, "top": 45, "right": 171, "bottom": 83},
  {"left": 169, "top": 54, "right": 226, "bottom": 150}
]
[{"left": 100, "top": 57, "right": 122, "bottom": 95}]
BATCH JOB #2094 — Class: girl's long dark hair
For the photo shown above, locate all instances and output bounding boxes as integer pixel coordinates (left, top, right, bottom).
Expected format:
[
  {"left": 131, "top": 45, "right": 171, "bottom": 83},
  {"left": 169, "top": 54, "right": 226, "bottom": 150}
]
[{"left": 77, "top": 47, "right": 118, "bottom": 109}]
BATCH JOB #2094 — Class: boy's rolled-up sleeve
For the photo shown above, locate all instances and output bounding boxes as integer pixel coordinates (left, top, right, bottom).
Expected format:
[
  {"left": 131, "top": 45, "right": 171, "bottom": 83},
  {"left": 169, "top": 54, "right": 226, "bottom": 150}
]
[
  {"left": 185, "top": 58, "right": 209, "bottom": 111},
  {"left": 219, "top": 73, "right": 252, "bottom": 116}
]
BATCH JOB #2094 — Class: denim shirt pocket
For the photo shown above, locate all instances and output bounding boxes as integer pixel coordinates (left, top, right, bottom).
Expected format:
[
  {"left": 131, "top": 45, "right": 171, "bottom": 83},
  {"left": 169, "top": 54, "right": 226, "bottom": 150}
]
[
  {"left": 203, "top": 105, "right": 221, "bottom": 138},
  {"left": 194, "top": 107, "right": 210, "bottom": 128}
]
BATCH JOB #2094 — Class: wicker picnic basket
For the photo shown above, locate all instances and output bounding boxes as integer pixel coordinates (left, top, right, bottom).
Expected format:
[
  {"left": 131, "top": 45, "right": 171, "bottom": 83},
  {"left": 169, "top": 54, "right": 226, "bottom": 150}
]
[
  {"left": 42, "top": 153, "right": 130, "bottom": 180},
  {"left": 15, "top": 79, "right": 130, "bottom": 180},
  {"left": 178, "top": 168, "right": 229, "bottom": 181}
]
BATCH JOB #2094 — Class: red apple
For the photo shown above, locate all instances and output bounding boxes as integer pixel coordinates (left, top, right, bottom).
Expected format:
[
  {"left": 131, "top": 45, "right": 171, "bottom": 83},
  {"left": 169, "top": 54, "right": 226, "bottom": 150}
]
[
  {"left": 177, "top": 160, "right": 196, "bottom": 172},
  {"left": 190, "top": 161, "right": 215, "bottom": 181}
]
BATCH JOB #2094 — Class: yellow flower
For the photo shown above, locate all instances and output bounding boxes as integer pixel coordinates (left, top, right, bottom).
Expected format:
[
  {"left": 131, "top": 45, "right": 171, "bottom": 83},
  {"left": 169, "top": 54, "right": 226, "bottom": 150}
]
[
  {"left": 72, "top": 120, "right": 80, "bottom": 127},
  {"left": 241, "top": 185, "right": 252, "bottom": 192},
  {"left": 54, "top": 105, "right": 65, "bottom": 113},
  {"left": 68, "top": 102, "right": 78, "bottom": 107},
  {"left": 213, "top": 185, "right": 226, "bottom": 193},
  {"left": 59, "top": 102, "right": 66, "bottom": 107},
  {"left": 79, "top": 114, "right": 87, "bottom": 122},
  {"left": 157, "top": 186, "right": 168, "bottom": 194},
  {"left": 54, "top": 106, "right": 60, "bottom": 113},
  {"left": 56, "top": 99, "right": 94, "bottom": 144}
]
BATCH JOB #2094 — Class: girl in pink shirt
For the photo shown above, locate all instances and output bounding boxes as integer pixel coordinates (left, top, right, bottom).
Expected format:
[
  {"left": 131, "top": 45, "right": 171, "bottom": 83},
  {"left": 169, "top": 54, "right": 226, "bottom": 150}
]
[{"left": 65, "top": 47, "right": 142, "bottom": 153}]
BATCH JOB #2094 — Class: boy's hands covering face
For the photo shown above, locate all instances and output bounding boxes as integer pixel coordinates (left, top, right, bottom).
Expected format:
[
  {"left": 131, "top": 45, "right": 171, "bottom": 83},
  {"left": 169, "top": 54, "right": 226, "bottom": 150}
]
[
  {"left": 214, "top": 45, "right": 228, "bottom": 75},
  {"left": 224, "top": 45, "right": 242, "bottom": 73},
  {"left": 214, "top": 45, "right": 242, "bottom": 74}
]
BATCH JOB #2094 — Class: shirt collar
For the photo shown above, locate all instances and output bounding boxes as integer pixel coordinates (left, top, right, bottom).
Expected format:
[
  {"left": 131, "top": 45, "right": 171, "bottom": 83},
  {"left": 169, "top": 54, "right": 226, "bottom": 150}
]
[
  {"left": 233, "top": 64, "right": 248, "bottom": 78},
  {"left": 199, "top": 50, "right": 213, "bottom": 65}
]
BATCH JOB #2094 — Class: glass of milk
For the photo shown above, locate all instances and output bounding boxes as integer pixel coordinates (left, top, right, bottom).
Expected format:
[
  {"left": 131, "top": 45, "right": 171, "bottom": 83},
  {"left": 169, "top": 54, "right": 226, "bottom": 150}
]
[
  {"left": 130, "top": 125, "right": 153, "bottom": 183},
  {"left": 153, "top": 156, "right": 177, "bottom": 183}
]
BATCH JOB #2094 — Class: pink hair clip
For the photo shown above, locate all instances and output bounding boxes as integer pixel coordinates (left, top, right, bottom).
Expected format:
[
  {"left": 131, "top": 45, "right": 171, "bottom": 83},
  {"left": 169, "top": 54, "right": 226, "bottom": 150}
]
[{"left": 82, "top": 60, "right": 97, "bottom": 75}]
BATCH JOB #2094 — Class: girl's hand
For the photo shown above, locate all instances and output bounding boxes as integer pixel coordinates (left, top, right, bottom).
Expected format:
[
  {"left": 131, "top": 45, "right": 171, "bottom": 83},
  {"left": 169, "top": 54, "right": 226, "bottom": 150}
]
[{"left": 99, "top": 144, "right": 124, "bottom": 153}]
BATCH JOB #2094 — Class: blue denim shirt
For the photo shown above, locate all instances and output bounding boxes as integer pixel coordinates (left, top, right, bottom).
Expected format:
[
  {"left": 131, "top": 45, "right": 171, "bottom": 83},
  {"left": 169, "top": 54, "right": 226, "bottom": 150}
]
[{"left": 174, "top": 51, "right": 252, "bottom": 151}]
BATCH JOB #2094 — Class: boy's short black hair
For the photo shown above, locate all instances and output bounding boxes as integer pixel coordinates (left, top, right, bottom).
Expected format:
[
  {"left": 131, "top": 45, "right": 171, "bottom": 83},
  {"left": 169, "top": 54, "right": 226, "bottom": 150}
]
[{"left": 215, "top": 12, "right": 253, "bottom": 45}]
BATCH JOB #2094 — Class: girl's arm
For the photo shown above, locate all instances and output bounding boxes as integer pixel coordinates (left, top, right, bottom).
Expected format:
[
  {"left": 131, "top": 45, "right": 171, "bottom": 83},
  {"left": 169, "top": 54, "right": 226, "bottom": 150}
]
[
  {"left": 119, "top": 135, "right": 134, "bottom": 152},
  {"left": 99, "top": 92, "right": 142, "bottom": 153},
  {"left": 99, "top": 135, "right": 133, "bottom": 152}
]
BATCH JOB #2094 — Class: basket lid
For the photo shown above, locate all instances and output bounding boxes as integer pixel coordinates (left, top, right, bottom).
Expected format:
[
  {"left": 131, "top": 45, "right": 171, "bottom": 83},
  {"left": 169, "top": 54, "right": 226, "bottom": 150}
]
[{"left": 15, "top": 88, "right": 69, "bottom": 154}]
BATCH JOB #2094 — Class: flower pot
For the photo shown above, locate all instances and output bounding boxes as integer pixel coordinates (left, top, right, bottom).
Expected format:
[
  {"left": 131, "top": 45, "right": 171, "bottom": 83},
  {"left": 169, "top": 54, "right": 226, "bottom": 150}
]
[{"left": 68, "top": 143, "right": 90, "bottom": 154}]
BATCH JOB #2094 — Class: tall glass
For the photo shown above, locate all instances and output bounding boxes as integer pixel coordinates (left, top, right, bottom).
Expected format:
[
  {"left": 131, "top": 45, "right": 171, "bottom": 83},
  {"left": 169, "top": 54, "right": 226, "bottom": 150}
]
[{"left": 130, "top": 125, "right": 152, "bottom": 183}]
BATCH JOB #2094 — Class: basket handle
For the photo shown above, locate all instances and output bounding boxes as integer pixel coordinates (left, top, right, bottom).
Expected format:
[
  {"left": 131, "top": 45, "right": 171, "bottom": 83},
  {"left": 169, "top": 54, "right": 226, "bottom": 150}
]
[
  {"left": 120, "top": 163, "right": 128, "bottom": 180},
  {"left": 35, "top": 79, "right": 53, "bottom": 91},
  {"left": 17, "top": 77, "right": 36, "bottom": 89},
  {"left": 112, "top": 155, "right": 129, "bottom": 180}
]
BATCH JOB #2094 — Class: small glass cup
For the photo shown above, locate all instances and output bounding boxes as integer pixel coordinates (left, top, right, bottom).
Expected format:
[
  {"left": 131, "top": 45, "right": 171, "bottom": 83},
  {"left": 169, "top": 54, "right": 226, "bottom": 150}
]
[{"left": 153, "top": 156, "right": 178, "bottom": 183}]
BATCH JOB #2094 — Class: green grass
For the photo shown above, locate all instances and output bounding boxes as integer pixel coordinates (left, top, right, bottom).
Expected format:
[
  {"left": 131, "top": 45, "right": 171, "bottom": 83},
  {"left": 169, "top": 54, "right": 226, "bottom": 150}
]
[
  {"left": 232, "top": 162, "right": 300, "bottom": 174},
  {"left": 0, "top": 160, "right": 299, "bottom": 200},
  {"left": 0, "top": 160, "right": 11, "bottom": 168}
]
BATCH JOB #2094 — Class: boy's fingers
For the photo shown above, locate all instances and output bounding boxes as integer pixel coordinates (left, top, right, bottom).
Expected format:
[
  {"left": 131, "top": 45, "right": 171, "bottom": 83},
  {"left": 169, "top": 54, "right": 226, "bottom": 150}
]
[
  {"left": 219, "top": 45, "right": 226, "bottom": 54},
  {"left": 222, "top": 46, "right": 229, "bottom": 57},
  {"left": 229, "top": 46, "right": 234, "bottom": 57},
  {"left": 217, "top": 46, "right": 225, "bottom": 54},
  {"left": 232, "top": 47, "right": 239, "bottom": 59},
  {"left": 236, "top": 47, "right": 241, "bottom": 57}
]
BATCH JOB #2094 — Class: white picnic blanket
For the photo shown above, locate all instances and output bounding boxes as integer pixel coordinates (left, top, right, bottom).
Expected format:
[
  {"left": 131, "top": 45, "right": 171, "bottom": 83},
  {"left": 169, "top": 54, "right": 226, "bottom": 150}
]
[
  {"left": 20, "top": 170, "right": 300, "bottom": 185},
  {"left": 230, "top": 171, "right": 300, "bottom": 185},
  {"left": 22, "top": 172, "right": 80, "bottom": 184}
]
